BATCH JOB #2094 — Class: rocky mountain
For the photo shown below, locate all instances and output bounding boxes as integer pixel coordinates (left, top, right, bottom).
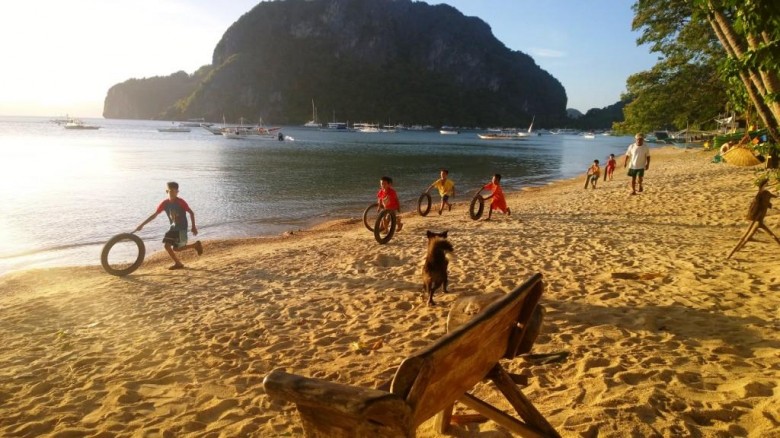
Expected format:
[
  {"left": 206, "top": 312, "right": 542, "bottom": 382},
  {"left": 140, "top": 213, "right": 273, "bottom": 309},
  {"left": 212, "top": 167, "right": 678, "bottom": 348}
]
[{"left": 103, "top": 0, "right": 568, "bottom": 127}]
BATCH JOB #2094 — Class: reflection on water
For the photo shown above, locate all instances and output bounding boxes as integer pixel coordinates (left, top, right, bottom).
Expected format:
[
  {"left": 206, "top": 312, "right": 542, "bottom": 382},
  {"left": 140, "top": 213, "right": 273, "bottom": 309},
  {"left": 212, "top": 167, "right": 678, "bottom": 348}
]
[{"left": 0, "top": 116, "right": 637, "bottom": 274}]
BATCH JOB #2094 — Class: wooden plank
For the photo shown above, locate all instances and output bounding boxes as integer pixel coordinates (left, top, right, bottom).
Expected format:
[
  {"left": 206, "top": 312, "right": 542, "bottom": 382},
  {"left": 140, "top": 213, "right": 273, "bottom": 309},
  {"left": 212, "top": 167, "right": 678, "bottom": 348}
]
[
  {"left": 263, "top": 369, "right": 413, "bottom": 434},
  {"left": 458, "top": 393, "right": 546, "bottom": 438},
  {"left": 489, "top": 365, "right": 561, "bottom": 438},
  {"left": 434, "top": 403, "right": 454, "bottom": 433}
]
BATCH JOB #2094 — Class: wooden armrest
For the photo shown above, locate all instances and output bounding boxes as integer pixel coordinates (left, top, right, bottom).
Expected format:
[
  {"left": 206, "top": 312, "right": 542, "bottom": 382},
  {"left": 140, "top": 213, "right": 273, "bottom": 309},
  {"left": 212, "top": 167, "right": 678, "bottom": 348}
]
[{"left": 263, "top": 369, "right": 412, "bottom": 427}]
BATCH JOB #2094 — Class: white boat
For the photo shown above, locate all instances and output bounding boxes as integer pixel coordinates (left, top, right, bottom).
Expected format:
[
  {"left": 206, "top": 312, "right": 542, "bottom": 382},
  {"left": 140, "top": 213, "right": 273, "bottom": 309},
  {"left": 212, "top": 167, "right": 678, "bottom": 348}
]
[
  {"left": 583, "top": 132, "right": 596, "bottom": 139},
  {"left": 355, "top": 123, "right": 381, "bottom": 133},
  {"left": 63, "top": 119, "right": 100, "bottom": 130},
  {"left": 304, "top": 100, "right": 320, "bottom": 128},
  {"left": 440, "top": 126, "right": 459, "bottom": 135},
  {"left": 179, "top": 118, "right": 211, "bottom": 127},
  {"left": 477, "top": 132, "right": 526, "bottom": 140},
  {"left": 158, "top": 124, "right": 191, "bottom": 133},
  {"left": 515, "top": 116, "right": 535, "bottom": 137}
]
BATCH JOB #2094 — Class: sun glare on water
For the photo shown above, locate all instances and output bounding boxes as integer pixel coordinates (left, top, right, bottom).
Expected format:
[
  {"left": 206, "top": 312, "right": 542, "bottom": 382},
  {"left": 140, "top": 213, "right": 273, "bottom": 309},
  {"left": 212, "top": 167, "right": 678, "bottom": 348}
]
[{"left": 0, "top": 137, "right": 113, "bottom": 199}]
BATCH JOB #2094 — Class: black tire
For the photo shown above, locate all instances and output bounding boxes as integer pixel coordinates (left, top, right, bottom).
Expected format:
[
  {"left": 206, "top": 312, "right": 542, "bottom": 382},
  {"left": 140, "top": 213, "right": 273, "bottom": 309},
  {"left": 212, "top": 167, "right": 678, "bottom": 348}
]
[
  {"left": 469, "top": 194, "right": 485, "bottom": 220},
  {"left": 417, "top": 192, "right": 432, "bottom": 216},
  {"left": 363, "top": 202, "right": 379, "bottom": 232},
  {"left": 101, "top": 233, "right": 145, "bottom": 276},
  {"left": 373, "top": 209, "right": 397, "bottom": 244}
]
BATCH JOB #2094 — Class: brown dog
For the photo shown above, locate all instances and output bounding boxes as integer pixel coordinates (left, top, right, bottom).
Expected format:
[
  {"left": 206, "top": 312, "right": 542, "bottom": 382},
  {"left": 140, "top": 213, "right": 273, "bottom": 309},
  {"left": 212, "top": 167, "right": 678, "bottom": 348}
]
[{"left": 422, "top": 230, "right": 454, "bottom": 306}]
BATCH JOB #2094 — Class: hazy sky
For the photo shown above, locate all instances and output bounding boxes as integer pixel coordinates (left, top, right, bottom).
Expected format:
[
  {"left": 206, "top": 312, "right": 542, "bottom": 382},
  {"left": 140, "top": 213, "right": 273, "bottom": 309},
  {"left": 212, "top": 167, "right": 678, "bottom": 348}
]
[{"left": 1, "top": 0, "right": 657, "bottom": 118}]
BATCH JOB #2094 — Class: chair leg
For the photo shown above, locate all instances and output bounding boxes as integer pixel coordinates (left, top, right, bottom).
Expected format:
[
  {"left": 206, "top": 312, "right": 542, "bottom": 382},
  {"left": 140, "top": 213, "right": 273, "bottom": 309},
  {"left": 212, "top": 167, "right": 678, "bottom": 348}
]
[
  {"left": 489, "top": 364, "right": 561, "bottom": 438},
  {"left": 435, "top": 403, "right": 454, "bottom": 433}
]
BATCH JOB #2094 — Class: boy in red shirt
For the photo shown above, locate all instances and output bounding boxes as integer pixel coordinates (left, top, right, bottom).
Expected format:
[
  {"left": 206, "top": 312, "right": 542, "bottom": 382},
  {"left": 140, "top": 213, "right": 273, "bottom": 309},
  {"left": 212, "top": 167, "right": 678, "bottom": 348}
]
[
  {"left": 136, "top": 181, "right": 203, "bottom": 270},
  {"left": 377, "top": 176, "right": 403, "bottom": 231},
  {"left": 480, "top": 173, "right": 511, "bottom": 220}
]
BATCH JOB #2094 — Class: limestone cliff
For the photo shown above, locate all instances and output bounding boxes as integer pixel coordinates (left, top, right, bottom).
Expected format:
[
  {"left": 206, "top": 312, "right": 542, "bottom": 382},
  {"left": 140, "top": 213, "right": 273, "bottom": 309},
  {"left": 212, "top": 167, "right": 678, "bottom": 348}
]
[{"left": 104, "top": 0, "right": 568, "bottom": 127}]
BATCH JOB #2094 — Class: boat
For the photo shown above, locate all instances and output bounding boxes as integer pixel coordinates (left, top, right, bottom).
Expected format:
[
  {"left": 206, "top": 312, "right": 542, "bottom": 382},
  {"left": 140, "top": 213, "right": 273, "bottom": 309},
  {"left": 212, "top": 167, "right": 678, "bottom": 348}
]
[
  {"left": 477, "top": 131, "right": 526, "bottom": 140},
  {"left": 325, "top": 122, "right": 348, "bottom": 130},
  {"left": 304, "top": 100, "right": 320, "bottom": 128},
  {"left": 550, "top": 128, "right": 580, "bottom": 135},
  {"left": 158, "top": 123, "right": 191, "bottom": 133},
  {"left": 355, "top": 123, "right": 381, "bottom": 133},
  {"left": 582, "top": 132, "right": 596, "bottom": 139},
  {"left": 515, "top": 116, "right": 535, "bottom": 137},
  {"left": 440, "top": 126, "right": 459, "bottom": 135},
  {"left": 179, "top": 118, "right": 211, "bottom": 127},
  {"left": 221, "top": 118, "right": 281, "bottom": 139},
  {"left": 63, "top": 119, "right": 100, "bottom": 130}
]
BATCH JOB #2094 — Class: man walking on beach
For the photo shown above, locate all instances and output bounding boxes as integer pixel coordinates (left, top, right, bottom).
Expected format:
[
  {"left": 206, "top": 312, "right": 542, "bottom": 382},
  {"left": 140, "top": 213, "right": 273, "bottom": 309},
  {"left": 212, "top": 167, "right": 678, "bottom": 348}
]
[{"left": 624, "top": 133, "right": 651, "bottom": 195}]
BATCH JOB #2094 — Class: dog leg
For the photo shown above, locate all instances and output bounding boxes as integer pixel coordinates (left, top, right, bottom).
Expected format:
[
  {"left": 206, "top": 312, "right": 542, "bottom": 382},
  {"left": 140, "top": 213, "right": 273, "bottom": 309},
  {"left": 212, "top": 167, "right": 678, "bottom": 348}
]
[{"left": 428, "top": 282, "right": 438, "bottom": 306}]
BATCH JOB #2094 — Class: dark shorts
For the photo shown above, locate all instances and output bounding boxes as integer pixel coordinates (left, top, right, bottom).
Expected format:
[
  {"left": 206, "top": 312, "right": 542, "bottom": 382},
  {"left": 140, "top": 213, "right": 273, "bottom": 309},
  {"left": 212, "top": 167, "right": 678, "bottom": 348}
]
[
  {"left": 627, "top": 168, "right": 645, "bottom": 178},
  {"left": 442, "top": 195, "right": 450, "bottom": 202},
  {"left": 163, "top": 229, "right": 187, "bottom": 248}
]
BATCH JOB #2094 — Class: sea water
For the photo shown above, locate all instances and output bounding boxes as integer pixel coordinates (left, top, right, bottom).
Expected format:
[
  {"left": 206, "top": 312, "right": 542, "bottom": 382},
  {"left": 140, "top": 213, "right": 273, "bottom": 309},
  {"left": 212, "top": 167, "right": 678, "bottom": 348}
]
[{"left": 0, "top": 116, "right": 638, "bottom": 275}]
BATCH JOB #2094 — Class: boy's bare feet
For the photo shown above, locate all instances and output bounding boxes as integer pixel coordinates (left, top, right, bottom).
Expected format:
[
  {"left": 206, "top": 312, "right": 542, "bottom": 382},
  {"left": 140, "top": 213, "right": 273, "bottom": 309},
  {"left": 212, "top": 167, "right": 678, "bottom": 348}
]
[
  {"left": 169, "top": 264, "right": 184, "bottom": 270},
  {"left": 195, "top": 241, "right": 203, "bottom": 256}
]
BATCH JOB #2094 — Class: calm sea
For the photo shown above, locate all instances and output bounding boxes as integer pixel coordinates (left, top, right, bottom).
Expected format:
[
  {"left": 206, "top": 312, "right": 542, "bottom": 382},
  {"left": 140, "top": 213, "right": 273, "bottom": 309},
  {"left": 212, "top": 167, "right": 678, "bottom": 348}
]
[{"left": 0, "top": 116, "right": 639, "bottom": 275}]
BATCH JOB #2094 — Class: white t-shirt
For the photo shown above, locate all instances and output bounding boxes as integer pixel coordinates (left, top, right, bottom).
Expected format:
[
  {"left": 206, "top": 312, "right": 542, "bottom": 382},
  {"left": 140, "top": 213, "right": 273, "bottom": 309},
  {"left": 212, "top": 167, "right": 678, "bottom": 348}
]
[{"left": 626, "top": 143, "right": 650, "bottom": 169}]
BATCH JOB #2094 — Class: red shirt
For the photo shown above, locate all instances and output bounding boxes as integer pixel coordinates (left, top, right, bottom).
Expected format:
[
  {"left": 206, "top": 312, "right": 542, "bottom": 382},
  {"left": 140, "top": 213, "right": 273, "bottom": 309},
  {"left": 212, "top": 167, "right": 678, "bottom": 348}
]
[
  {"left": 377, "top": 186, "right": 400, "bottom": 210},
  {"left": 482, "top": 182, "right": 508, "bottom": 212}
]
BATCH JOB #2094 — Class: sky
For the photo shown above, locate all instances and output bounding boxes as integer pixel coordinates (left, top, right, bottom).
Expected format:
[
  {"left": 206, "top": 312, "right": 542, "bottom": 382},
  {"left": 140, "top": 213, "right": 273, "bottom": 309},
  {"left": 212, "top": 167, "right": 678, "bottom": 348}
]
[{"left": 0, "top": 1, "right": 659, "bottom": 118}]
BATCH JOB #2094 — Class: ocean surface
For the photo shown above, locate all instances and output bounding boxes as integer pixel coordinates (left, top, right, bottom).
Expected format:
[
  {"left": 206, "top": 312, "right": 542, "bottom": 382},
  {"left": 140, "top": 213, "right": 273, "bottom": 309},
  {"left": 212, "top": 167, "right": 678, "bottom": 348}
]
[{"left": 0, "top": 116, "right": 642, "bottom": 275}]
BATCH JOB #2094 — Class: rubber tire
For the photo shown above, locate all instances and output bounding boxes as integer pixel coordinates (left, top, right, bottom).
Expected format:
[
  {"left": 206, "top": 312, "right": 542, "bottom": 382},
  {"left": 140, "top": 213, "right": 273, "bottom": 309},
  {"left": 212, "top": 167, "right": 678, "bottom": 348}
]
[
  {"left": 101, "top": 233, "right": 145, "bottom": 276},
  {"left": 417, "top": 192, "right": 432, "bottom": 216},
  {"left": 469, "top": 194, "right": 485, "bottom": 220},
  {"left": 363, "top": 202, "right": 379, "bottom": 231},
  {"left": 373, "top": 209, "right": 397, "bottom": 244}
]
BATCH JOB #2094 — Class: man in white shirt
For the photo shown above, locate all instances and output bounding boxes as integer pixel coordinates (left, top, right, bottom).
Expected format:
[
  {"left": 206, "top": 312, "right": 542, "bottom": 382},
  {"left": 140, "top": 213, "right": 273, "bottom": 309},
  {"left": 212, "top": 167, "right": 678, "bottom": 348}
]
[{"left": 624, "top": 133, "right": 651, "bottom": 195}]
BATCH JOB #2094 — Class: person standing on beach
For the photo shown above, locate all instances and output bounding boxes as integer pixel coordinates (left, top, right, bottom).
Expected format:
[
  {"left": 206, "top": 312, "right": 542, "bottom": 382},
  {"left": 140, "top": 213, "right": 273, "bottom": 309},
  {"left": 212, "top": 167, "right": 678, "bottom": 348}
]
[
  {"left": 426, "top": 168, "right": 455, "bottom": 215},
  {"left": 377, "top": 176, "right": 403, "bottom": 231},
  {"left": 604, "top": 154, "right": 617, "bottom": 181},
  {"left": 480, "top": 173, "right": 511, "bottom": 220},
  {"left": 624, "top": 133, "right": 651, "bottom": 195},
  {"left": 136, "top": 181, "right": 203, "bottom": 270}
]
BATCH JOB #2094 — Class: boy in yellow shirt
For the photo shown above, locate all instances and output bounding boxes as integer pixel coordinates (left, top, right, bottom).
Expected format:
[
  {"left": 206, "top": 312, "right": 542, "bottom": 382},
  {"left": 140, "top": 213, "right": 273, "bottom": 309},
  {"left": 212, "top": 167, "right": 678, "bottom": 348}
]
[
  {"left": 585, "top": 160, "right": 601, "bottom": 189},
  {"left": 426, "top": 168, "right": 455, "bottom": 215}
]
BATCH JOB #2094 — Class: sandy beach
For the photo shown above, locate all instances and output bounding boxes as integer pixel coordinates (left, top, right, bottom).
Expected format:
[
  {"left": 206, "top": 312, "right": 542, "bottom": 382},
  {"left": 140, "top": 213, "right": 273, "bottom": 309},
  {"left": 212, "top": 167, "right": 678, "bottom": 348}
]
[{"left": 1, "top": 146, "right": 778, "bottom": 437}]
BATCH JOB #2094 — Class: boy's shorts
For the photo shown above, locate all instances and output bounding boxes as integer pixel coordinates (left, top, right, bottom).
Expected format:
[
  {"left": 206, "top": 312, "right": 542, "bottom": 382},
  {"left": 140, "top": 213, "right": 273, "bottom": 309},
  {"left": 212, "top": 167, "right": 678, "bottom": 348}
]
[
  {"left": 163, "top": 229, "right": 188, "bottom": 248},
  {"left": 627, "top": 168, "right": 645, "bottom": 177},
  {"left": 442, "top": 195, "right": 450, "bottom": 202}
]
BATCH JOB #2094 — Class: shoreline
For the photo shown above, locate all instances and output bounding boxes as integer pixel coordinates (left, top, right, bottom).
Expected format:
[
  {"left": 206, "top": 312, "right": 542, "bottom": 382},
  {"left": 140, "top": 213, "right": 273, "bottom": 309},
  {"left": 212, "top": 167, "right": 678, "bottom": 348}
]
[{"left": 1, "top": 146, "right": 778, "bottom": 437}]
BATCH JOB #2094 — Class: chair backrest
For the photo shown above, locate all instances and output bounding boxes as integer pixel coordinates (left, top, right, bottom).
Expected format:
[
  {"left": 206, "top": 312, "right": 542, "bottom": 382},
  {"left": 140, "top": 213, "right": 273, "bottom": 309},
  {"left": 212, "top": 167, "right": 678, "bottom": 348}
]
[{"left": 389, "top": 273, "right": 543, "bottom": 427}]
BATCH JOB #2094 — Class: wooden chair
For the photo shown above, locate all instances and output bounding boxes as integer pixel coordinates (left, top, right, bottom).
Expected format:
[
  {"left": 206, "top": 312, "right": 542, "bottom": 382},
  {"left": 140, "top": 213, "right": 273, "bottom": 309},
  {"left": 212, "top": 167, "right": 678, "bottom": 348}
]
[{"left": 263, "top": 273, "right": 559, "bottom": 437}]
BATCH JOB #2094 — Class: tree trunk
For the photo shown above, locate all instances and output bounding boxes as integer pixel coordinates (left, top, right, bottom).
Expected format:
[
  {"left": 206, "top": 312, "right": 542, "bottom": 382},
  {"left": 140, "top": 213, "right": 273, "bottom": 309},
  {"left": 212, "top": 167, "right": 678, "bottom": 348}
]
[{"left": 706, "top": 5, "right": 780, "bottom": 145}]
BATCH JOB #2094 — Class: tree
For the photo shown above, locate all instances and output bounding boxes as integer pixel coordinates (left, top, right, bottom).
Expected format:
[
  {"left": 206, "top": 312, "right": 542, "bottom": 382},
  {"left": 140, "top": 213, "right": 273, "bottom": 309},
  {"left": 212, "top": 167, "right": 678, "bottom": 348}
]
[
  {"left": 628, "top": 0, "right": 780, "bottom": 148},
  {"left": 616, "top": 0, "right": 729, "bottom": 135},
  {"left": 696, "top": 0, "right": 780, "bottom": 144}
]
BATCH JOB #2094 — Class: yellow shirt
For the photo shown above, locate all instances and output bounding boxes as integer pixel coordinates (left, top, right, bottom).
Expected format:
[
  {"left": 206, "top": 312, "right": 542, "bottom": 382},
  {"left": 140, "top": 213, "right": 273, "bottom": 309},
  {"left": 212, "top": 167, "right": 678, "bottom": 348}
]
[{"left": 433, "top": 178, "right": 455, "bottom": 196}]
